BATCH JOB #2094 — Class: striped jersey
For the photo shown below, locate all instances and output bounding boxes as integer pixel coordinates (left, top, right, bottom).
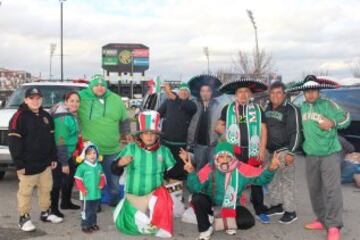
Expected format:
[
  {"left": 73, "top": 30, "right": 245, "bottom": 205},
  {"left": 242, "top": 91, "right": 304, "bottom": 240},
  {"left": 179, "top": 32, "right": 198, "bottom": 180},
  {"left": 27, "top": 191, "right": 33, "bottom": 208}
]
[{"left": 117, "top": 143, "right": 176, "bottom": 196}]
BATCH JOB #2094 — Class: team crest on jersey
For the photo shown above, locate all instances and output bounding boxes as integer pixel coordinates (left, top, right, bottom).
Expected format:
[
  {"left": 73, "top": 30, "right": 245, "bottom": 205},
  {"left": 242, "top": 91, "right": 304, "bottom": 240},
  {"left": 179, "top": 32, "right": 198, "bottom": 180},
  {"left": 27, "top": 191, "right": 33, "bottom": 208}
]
[
  {"left": 43, "top": 117, "right": 49, "bottom": 125},
  {"left": 157, "top": 155, "right": 163, "bottom": 161}
]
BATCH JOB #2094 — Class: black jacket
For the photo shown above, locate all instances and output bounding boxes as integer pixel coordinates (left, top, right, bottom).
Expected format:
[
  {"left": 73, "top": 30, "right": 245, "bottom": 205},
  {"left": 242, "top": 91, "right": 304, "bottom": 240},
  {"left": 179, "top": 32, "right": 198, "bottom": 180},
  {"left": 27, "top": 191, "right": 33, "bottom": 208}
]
[
  {"left": 8, "top": 103, "right": 57, "bottom": 175},
  {"left": 265, "top": 99, "right": 303, "bottom": 153},
  {"left": 158, "top": 95, "right": 197, "bottom": 143}
]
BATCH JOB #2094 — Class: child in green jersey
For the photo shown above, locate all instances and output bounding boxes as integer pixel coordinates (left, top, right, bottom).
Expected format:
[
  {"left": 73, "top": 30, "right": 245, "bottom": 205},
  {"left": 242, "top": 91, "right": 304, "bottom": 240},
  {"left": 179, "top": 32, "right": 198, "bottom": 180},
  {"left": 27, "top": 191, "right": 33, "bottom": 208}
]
[
  {"left": 74, "top": 142, "right": 106, "bottom": 233},
  {"left": 112, "top": 110, "right": 176, "bottom": 238}
]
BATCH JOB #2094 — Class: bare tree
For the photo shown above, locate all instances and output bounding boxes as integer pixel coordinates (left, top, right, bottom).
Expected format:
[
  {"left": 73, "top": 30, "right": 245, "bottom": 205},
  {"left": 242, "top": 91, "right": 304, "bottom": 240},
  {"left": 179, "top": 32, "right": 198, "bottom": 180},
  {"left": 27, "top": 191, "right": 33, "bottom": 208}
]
[{"left": 232, "top": 49, "right": 274, "bottom": 76}]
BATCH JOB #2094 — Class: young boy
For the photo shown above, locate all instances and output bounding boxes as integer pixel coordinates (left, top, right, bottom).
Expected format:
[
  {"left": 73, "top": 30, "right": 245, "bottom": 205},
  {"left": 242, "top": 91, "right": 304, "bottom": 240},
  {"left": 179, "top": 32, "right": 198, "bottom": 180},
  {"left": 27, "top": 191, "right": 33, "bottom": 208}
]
[
  {"left": 180, "top": 141, "right": 280, "bottom": 240},
  {"left": 8, "top": 87, "right": 63, "bottom": 232},
  {"left": 112, "top": 110, "right": 176, "bottom": 238},
  {"left": 74, "top": 142, "right": 106, "bottom": 233}
]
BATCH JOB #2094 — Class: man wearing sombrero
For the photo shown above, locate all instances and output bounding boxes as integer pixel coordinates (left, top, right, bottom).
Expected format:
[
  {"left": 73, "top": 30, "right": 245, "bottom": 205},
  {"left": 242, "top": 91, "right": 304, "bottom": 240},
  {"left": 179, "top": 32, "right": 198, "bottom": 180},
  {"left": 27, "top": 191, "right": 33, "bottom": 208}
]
[
  {"left": 287, "top": 75, "right": 351, "bottom": 240},
  {"left": 112, "top": 110, "right": 176, "bottom": 238},
  {"left": 187, "top": 74, "right": 223, "bottom": 170},
  {"left": 215, "top": 75, "right": 270, "bottom": 224}
]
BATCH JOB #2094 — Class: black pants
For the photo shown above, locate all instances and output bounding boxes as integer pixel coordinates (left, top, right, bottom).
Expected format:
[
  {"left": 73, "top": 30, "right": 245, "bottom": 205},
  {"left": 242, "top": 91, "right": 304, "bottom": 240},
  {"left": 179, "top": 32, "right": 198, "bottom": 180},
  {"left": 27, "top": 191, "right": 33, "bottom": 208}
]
[
  {"left": 51, "top": 158, "right": 77, "bottom": 210},
  {"left": 236, "top": 148, "right": 268, "bottom": 215},
  {"left": 191, "top": 193, "right": 255, "bottom": 232},
  {"left": 162, "top": 142, "right": 187, "bottom": 181}
]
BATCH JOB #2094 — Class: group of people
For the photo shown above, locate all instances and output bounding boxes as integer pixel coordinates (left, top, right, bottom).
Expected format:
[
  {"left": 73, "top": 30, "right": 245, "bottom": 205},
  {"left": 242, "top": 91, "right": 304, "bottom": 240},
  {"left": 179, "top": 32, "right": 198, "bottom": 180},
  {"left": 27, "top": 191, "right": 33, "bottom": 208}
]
[{"left": 8, "top": 73, "right": 351, "bottom": 240}]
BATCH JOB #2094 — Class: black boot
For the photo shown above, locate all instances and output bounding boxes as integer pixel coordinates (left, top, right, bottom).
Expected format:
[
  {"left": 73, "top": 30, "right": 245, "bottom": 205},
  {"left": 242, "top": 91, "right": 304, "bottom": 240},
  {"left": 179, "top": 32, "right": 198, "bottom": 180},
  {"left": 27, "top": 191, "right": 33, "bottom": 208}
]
[{"left": 51, "top": 189, "right": 64, "bottom": 218}]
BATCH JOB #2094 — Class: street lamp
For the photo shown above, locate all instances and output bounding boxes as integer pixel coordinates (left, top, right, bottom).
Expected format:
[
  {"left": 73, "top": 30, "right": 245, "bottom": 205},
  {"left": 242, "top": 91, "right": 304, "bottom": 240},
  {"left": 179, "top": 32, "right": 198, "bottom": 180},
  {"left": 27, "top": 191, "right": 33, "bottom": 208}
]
[
  {"left": 59, "top": 0, "right": 66, "bottom": 82},
  {"left": 49, "top": 43, "right": 56, "bottom": 80},
  {"left": 203, "top": 46, "right": 210, "bottom": 74},
  {"left": 246, "top": 9, "right": 260, "bottom": 75}
]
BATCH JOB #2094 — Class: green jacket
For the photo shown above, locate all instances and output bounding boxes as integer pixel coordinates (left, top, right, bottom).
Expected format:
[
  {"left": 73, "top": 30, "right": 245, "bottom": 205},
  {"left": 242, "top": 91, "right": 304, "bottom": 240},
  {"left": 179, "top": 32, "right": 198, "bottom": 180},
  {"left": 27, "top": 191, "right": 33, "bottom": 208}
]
[
  {"left": 301, "top": 97, "right": 351, "bottom": 156},
  {"left": 187, "top": 162, "right": 274, "bottom": 206},
  {"left": 78, "top": 83, "right": 128, "bottom": 155},
  {"left": 51, "top": 102, "right": 79, "bottom": 166}
]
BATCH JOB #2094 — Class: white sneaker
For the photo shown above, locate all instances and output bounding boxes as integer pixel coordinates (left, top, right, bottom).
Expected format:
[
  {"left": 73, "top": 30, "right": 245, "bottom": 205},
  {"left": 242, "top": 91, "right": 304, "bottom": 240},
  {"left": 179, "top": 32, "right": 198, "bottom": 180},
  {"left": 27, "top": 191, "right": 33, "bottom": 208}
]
[
  {"left": 19, "top": 214, "right": 36, "bottom": 232},
  {"left": 225, "top": 229, "right": 237, "bottom": 235},
  {"left": 197, "top": 226, "right": 213, "bottom": 240},
  {"left": 40, "top": 211, "right": 63, "bottom": 224}
]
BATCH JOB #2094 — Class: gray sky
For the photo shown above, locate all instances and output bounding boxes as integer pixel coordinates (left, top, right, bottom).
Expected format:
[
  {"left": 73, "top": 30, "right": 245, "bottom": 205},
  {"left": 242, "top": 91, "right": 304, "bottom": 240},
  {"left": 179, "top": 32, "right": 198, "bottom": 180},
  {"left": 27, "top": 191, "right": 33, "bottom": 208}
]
[{"left": 1, "top": 0, "right": 360, "bottom": 83}]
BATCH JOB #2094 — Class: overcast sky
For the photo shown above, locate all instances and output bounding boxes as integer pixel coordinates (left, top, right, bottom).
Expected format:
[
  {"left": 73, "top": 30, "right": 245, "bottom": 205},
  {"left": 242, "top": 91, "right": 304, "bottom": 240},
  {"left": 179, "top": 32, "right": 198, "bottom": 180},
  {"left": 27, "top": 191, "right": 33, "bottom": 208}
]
[{"left": 1, "top": 0, "right": 360, "bottom": 83}]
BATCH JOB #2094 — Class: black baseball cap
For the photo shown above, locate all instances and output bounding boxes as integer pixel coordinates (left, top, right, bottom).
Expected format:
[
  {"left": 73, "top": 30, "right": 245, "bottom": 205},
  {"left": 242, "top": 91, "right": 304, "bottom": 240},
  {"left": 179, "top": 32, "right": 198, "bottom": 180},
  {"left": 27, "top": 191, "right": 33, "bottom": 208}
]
[{"left": 25, "top": 87, "right": 43, "bottom": 98}]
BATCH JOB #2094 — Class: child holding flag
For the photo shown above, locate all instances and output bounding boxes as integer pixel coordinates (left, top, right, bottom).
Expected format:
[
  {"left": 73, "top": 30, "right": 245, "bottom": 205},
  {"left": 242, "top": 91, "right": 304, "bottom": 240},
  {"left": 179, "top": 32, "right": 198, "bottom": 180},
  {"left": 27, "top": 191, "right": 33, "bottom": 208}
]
[{"left": 112, "top": 110, "right": 176, "bottom": 238}]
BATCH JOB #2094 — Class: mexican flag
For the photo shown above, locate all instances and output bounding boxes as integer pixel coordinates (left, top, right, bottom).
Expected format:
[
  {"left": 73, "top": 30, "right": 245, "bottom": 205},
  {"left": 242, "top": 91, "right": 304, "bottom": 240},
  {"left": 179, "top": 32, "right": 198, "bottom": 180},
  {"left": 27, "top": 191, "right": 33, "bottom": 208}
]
[
  {"left": 113, "top": 186, "right": 173, "bottom": 238},
  {"left": 148, "top": 76, "right": 162, "bottom": 94}
]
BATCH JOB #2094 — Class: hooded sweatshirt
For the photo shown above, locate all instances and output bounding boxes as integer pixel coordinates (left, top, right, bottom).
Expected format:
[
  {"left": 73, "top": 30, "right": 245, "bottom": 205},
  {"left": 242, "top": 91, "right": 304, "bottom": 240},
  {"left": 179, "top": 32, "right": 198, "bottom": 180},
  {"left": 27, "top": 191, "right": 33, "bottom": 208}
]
[
  {"left": 78, "top": 78, "right": 128, "bottom": 155},
  {"left": 50, "top": 102, "right": 79, "bottom": 166}
]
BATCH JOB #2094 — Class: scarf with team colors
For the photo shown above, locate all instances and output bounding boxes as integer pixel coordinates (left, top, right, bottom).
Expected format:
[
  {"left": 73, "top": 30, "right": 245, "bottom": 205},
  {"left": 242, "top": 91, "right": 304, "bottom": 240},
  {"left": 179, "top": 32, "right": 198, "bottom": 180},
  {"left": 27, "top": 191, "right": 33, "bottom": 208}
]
[{"left": 225, "top": 102, "right": 262, "bottom": 160}]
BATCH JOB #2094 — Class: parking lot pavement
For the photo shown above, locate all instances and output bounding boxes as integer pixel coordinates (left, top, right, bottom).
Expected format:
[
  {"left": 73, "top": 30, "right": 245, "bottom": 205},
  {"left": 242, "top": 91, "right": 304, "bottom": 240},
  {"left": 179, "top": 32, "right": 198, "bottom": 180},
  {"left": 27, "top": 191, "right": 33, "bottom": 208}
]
[{"left": 0, "top": 155, "right": 359, "bottom": 240}]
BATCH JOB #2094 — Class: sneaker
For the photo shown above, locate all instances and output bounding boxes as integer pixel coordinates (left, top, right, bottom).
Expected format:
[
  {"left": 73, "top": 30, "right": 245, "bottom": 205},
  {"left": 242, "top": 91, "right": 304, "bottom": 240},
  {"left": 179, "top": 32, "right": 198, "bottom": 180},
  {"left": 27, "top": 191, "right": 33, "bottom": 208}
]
[
  {"left": 19, "top": 214, "right": 36, "bottom": 232},
  {"left": 40, "top": 210, "right": 63, "bottom": 223},
  {"left": 91, "top": 225, "right": 100, "bottom": 231},
  {"left": 256, "top": 213, "right": 270, "bottom": 224},
  {"left": 266, "top": 204, "right": 284, "bottom": 216},
  {"left": 304, "top": 219, "right": 324, "bottom": 230},
  {"left": 225, "top": 229, "right": 237, "bottom": 235},
  {"left": 197, "top": 226, "right": 213, "bottom": 240},
  {"left": 52, "top": 209, "right": 64, "bottom": 218},
  {"left": 279, "top": 212, "right": 298, "bottom": 224},
  {"left": 327, "top": 227, "right": 340, "bottom": 240},
  {"left": 82, "top": 227, "right": 93, "bottom": 234}
]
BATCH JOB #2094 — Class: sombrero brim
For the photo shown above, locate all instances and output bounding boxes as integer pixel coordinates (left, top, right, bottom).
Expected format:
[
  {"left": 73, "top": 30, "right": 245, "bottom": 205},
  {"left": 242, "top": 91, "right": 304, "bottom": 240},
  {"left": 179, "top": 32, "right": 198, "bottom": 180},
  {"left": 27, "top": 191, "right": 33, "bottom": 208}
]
[
  {"left": 188, "top": 74, "right": 222, "bottom": 98},
  {"left": 286, "top": 84, "right": 339, "bottom": 93},
  {"left": 219, "top": 80, "right": 268, "bottom": 94}
]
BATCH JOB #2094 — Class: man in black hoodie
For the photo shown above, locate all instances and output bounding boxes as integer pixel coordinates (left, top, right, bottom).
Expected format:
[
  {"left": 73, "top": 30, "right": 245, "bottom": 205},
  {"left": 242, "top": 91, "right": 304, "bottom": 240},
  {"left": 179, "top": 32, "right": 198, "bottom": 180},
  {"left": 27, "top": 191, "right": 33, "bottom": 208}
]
[{"left": 8, "top": 87, "right": 63, "bottom": 232}]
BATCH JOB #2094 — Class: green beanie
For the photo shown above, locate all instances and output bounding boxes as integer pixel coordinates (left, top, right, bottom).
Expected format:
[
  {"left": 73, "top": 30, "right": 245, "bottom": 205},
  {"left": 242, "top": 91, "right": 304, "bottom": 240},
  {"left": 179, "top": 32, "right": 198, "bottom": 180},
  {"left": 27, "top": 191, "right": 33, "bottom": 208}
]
[
  {"left": 179, "top": 82, "right": 190, "bottom": 92},
  {"left": 215, "top": 142, "right": 234, "bottom": 158},
  {"left": 89, "top": 74, "right": 108, "bottom": 89}
]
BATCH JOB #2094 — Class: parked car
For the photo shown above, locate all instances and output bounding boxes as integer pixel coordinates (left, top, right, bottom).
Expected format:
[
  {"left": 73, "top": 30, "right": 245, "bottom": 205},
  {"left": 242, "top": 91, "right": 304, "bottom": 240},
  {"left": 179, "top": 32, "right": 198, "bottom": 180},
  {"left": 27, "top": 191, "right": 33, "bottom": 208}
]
[
  {"left": 129, "top": 98, "right": 143, "bottom": 108},
  {"left": 0, "top": 81, "right": 87, "bottom": 180},
  {"left": 292, "top": 86, "right": 360, "bottom": 151}
]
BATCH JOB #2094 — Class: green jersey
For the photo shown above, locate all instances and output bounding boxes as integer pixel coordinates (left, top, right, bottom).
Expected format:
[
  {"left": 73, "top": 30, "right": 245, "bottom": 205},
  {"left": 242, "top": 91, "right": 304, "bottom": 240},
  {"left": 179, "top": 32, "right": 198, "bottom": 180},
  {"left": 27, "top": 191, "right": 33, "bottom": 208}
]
[
  {"left": 117, "top": 143, "right": 176, "bottom": 196},
  {"left": 74, "top": 161, "right": 104, "bottom": 200}
]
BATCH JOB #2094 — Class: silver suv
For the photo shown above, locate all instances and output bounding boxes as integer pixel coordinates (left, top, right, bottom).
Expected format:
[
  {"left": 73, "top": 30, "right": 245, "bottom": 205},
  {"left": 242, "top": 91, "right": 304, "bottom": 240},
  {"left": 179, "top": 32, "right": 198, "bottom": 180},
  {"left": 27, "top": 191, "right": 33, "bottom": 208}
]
[{"left": 0, "top": 81, "right": 87, "bottom": 180}]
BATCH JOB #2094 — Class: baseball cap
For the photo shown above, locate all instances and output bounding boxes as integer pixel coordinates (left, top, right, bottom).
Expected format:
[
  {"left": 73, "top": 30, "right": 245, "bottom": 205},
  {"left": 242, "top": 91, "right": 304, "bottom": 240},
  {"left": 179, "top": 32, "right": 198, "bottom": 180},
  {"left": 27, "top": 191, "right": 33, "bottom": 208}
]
[{"left": 25, "top": 87, "right": 43, "bottom": 98}]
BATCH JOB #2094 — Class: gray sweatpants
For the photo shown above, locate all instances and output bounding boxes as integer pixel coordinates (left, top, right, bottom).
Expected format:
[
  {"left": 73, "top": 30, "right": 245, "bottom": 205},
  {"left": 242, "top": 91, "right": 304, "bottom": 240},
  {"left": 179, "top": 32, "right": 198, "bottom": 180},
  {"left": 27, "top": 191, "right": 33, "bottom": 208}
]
[
  {"left": 305, "top": 152, "right": 343, "bottom": 228},
  {"left": 267, "top": 151, "right": 296, "bottom": 212}
]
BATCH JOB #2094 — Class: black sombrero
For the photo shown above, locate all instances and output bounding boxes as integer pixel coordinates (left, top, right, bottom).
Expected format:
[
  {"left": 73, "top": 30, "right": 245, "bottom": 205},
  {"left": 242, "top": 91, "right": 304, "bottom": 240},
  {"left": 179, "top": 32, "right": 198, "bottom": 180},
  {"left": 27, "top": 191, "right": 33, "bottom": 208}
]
[
  {"left": 286, "top": 75, "right": 340, "bottom": 93},
  {"left": 188, "top": 74, "right": 222, "bottom": 98},
  {"left": 218, "top": 74, "right": 268, "bottom": 94}
]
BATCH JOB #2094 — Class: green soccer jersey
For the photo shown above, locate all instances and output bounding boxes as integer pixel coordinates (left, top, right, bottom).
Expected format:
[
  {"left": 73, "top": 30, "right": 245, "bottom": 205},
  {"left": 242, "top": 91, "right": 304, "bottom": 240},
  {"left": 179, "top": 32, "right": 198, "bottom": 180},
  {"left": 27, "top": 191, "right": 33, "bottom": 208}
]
[
  {"left": 74, "top": 161, "right": 104, "bottom": 200},
  {"left": 117, "top": 143, "right": 176, "bottom": 196}
]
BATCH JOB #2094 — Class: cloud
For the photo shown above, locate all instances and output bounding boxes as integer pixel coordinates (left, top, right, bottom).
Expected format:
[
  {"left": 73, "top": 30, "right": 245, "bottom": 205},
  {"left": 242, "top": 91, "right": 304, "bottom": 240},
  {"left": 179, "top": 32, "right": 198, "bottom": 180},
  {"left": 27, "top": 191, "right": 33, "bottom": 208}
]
[{"left": 0, "top": 0, "right": 360, "bottom": 82}]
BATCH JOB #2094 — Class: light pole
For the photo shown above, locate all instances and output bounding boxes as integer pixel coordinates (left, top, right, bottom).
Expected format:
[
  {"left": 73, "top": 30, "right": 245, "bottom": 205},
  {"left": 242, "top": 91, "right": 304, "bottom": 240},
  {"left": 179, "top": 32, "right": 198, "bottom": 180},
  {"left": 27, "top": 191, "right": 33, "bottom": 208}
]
[
  {"left": 60, "top": 0, "right": 66, "bottom": 82},
  {"left": 203, "top": 46, "right": 210, "bottom": 74},
  {"left": 49, "top": 43, "right": 56, "bottom": 80},
  {"left": 246, "top": 9, "right": 260, "bottom": 75}
]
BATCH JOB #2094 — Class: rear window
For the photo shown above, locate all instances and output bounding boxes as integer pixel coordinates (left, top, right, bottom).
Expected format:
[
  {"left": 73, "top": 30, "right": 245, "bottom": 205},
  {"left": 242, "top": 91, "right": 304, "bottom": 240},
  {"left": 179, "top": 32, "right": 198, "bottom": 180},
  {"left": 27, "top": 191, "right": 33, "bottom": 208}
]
[{"left": 6, "top": 85, "right": 85, "bottom": 109}]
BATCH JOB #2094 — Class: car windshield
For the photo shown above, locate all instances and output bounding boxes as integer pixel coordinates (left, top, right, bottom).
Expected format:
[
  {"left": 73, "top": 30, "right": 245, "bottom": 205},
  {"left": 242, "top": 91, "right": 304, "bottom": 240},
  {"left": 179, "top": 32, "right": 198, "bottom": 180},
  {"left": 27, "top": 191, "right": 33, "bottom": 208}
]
[{"left": 5, "top": 85, "right": 85, "bottom": 109}]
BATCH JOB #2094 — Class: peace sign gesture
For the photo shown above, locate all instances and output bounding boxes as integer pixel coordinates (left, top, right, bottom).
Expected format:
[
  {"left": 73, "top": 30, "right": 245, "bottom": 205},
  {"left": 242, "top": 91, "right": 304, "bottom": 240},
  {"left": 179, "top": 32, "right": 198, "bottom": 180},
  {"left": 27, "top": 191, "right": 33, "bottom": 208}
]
[
  {"left": 179, "top": 148, "right": 194, "bottom": 173},
  {"left": 268, "top": 151, "right": 281, "bottom": 171}
]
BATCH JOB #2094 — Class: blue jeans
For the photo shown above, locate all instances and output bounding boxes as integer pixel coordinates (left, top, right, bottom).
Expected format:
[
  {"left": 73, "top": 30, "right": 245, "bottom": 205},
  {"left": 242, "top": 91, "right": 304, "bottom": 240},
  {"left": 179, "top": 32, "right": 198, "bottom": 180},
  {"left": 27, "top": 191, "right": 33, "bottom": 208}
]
[
  {"left": 192, "top": 144, "right": 214, "bottom": 171},
  {"left": 101, "top": 153, "right": 120, "bottom": 205},
  {"left": 81, "top": 199, "right": 100, "bottom": 228}
]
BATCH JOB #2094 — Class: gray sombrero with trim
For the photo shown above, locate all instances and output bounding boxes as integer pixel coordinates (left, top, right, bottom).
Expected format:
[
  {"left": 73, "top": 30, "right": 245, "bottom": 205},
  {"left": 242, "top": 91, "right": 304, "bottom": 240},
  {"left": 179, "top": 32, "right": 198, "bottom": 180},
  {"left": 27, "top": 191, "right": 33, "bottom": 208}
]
[
  {"left": 286, "top": 75, "right": 340, "bottom": 93},
  {"left": 218, "top": 74, "right": 268, "bottom": 94}
]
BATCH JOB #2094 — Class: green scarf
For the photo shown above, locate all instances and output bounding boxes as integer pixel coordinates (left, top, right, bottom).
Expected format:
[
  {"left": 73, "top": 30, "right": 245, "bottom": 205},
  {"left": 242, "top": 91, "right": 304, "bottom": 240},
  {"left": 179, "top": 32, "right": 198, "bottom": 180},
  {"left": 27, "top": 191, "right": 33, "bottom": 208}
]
[{"left": 225, "top": 102, "right": 262, "bottom": 158}]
